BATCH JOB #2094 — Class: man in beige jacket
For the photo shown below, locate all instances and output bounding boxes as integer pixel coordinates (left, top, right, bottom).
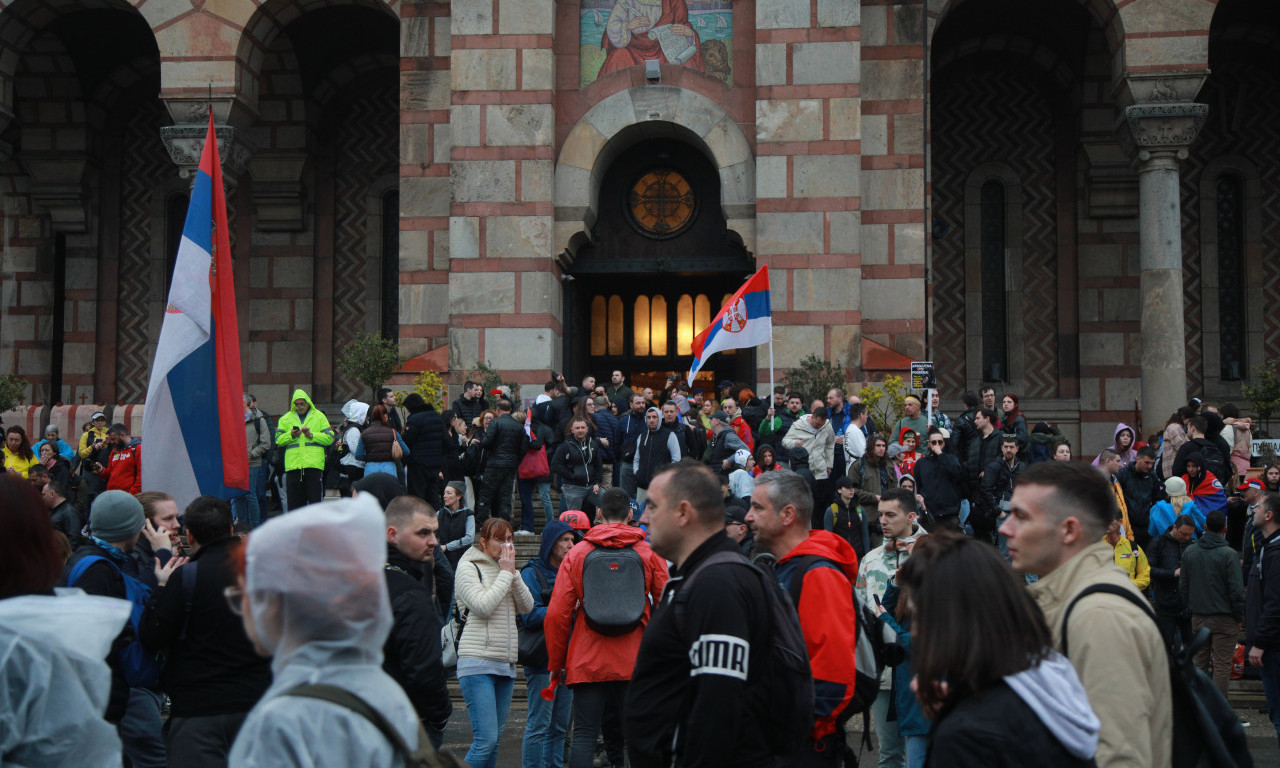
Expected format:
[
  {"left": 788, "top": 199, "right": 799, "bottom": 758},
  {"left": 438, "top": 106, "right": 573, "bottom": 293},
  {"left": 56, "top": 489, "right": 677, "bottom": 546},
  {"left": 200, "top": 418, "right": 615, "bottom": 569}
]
[{"left": 1000, "top": 461, "right": 1172, "bottom": 768}]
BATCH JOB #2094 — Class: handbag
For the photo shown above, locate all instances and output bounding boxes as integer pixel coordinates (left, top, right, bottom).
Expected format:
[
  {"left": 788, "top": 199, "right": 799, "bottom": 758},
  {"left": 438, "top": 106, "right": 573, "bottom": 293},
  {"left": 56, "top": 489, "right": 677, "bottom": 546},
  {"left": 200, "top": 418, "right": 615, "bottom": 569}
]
[
  {"left": 518, "top": 446, "right": 550, "bottom": 480},
  {"left": 442, "top": 563, "right": 482, "bottom": 668},
  {"left": 391, "top": 430, "right": 404, "bottom": 461},
  {"left": 517, "top": 565, "right": 552, "bottom": 667}
]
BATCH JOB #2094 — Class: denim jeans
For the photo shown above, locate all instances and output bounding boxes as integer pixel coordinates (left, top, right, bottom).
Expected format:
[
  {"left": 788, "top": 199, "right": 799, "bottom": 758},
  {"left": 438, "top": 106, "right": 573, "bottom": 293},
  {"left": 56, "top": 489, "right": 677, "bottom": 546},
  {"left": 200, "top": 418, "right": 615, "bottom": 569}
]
[
  {"left": 253, "top": 463, "right": 269, "bottom": 514},
  {"left": 1260, "top": 649, "right": 1280, "bottom": 748},
  {"left": 119, "top": 688, "right": 165, "bottom": 768},
  {"left": 871, "top": 687, "right": 904, "bottom": 768},
  {"left": 458, "top": 673, "right": 515, "bottom": 768},
  {"left": 560, "top": 483, "right": 589, "bottom": 514},
  {"left": 523, "top": 669, "right": 572, "bottom": 768},
  {"left": 231, "top": 465, "right": 264, "bottom": 529},
  {"left": 904, "top": 735, "right": 928, "bottom": 768},
  {"left": 518, "top": 478, "right": 553, "bottom": 533}
]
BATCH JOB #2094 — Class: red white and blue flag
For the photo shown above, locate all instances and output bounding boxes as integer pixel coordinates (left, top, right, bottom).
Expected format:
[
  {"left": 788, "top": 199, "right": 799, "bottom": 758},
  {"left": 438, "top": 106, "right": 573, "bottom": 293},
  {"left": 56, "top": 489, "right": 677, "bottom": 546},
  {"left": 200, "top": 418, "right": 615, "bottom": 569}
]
[
  {"left": 688, "top": 266, "right": 772, "bottom": 386},
  {"left": 142, "top": 114, "right": 249, "bottom": 509}
]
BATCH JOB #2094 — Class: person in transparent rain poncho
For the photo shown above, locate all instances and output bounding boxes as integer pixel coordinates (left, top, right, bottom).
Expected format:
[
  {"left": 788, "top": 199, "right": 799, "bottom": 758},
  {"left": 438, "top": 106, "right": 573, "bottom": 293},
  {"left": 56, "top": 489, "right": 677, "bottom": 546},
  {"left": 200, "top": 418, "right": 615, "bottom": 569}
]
[
  {"left": 0, "top": 473, "right": 132, "bottom": 767},
  {"left": 227, "top": 493, "right": 423, "bottom": 767}
]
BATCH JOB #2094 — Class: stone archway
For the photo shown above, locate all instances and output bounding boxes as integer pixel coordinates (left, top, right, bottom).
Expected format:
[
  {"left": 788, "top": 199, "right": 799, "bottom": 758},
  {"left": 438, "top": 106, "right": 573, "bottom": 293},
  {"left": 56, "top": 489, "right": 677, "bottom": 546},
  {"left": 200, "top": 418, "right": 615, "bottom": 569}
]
[{"left": 553, "top": 85, "right": 754, "bottom": 266}]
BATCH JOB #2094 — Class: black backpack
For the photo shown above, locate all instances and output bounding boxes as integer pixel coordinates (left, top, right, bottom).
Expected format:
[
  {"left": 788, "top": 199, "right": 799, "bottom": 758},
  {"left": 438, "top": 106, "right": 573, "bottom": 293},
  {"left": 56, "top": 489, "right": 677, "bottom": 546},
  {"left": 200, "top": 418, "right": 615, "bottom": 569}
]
[
  {"left": 517, "top": 565, "right": 552, "bottom": 667},
  {"left": 1196, "top": 441, "right": 1231, "bottom": 485},
  {"left": 676, "top": 550, "right": 814, "bottom": 756},
  {"left": 1061, "top": 584, "right": 1253, "bottom": 768},
  {"left": 785, "top": 555, "right": 898, "bottom": 718},
  {"left": 580, "top": 543, "right": 647, "bottom": 636}
]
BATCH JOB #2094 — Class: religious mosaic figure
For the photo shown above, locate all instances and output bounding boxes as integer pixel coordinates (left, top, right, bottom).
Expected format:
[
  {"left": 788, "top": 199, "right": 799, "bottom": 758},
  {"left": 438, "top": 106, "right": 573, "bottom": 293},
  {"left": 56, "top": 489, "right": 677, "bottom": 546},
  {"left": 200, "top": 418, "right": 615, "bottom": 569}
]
[{"left": 599, "top": 0, "right": 705, "bottom": 78}]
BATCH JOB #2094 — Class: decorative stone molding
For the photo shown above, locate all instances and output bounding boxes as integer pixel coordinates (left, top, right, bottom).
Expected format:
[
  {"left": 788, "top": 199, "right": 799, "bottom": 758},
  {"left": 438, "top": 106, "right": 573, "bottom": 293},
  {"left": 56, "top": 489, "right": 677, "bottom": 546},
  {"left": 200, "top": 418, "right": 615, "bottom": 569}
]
[
  {"left": 18, "top": 153, "right": 89, "bottom": 233},
  {"left": 248, "top": 155, "right": 308, "bottom": 231},
  {"left": 1116, "top": 102, "right": 1208, "bottom": 165},
  {"left": 1113, "top": 71, "right": 1208, "bottom": 109},
  {"left": 159, "top": 124, "right": 253, "bottom": 183},
  {"left": 1081, "top": 136, "right": 1137, "bottom": 218}
]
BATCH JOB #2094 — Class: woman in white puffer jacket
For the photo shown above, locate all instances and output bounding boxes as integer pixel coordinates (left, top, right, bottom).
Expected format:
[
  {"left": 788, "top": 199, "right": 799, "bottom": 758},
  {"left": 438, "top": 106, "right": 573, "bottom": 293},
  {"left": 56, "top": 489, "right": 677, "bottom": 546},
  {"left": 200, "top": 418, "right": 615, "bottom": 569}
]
[{"left": 454, "top": 517, "right": 535, "bottom": 768}]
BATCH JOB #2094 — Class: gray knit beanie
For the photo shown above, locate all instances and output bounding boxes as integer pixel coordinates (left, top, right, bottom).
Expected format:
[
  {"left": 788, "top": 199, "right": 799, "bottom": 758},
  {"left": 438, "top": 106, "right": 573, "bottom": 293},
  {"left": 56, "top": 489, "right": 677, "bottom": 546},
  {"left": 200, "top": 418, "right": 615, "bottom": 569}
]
[
  {"left": 446, "top": 481, "right": 467, "bottom": 499},
  {"left": 90, "top": 490, "right": 145, "bottom": 542}
]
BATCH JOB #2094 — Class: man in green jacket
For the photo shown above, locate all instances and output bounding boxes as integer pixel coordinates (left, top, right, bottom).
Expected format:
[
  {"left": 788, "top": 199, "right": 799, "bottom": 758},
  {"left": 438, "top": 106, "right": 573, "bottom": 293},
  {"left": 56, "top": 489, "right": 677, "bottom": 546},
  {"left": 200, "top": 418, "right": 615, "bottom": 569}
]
[
  {"left": 1179, "top": 508, "right": 1247, "bottom": 699},
  {"left": 275, "top": 389, "right": 335, "bottom": 510}
]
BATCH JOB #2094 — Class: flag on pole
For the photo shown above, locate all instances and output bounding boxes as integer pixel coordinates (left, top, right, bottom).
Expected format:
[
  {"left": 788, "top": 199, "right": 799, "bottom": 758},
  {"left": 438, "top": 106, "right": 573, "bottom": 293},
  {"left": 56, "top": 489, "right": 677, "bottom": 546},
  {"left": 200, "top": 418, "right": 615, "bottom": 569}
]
[
  {"left": 142, "top": 113, "right": 249, "bottom": 510},
  {"left": 688, "top": 266, "right": 772, "bottom": 386}
]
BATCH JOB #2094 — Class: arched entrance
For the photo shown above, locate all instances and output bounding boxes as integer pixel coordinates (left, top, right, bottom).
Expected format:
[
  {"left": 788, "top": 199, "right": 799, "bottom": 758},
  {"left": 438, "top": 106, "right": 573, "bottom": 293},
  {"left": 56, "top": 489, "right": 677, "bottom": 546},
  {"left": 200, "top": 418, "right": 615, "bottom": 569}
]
[{"left": 562, "top": 131, "right": 754, "bottom": 392}]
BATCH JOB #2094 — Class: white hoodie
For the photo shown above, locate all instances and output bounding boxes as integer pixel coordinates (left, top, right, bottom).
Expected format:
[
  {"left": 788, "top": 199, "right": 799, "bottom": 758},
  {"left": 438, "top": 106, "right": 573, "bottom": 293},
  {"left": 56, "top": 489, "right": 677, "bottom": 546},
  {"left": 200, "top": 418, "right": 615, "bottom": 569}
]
[{"left": 1003, "top": 651, "right": 1102, "bottom": 760}]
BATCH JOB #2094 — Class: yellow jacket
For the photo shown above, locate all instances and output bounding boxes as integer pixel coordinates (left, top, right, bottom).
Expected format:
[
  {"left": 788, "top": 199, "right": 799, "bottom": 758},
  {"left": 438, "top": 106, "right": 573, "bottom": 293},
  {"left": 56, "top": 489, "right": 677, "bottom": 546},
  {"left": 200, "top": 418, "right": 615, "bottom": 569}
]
[
  {"left": 79, "top": 426, "right": 108, "bottom": 459},
  {"left": 275, "top": 389, "right": 334, "bottom": 471},
  {"left": 1109, "top": 536, "right": 1151, "bottom": 592},
  {"left": 3, "top": 446, "right": 38, "bottom": 477}
]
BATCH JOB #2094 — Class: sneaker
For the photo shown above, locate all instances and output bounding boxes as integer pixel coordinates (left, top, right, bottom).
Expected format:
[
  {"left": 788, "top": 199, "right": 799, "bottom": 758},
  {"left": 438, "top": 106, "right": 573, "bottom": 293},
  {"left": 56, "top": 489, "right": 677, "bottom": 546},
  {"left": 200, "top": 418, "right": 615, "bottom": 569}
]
[
  {"left": 515, "top": 529, "right": 536, "bottom": 537},
  {"left": 1240, "top": 720, "right": 1251, "bottom": 728}
]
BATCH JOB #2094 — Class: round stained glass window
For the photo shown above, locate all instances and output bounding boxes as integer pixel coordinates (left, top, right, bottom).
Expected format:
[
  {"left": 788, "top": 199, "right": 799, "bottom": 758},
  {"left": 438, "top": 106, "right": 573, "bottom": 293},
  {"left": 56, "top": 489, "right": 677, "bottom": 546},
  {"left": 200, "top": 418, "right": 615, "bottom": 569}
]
[{"left": 628, "top": 169, "right": 696, "bottom": 238}]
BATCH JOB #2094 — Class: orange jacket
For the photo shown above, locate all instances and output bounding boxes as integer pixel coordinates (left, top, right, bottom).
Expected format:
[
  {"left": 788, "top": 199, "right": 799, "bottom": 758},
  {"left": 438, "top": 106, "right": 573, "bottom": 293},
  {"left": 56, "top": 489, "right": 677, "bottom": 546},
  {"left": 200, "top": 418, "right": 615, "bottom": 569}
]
[
  {"left": 777, "top": 531, "right": 860, "bottom": 742},
  {"left": 544, "top": 523, "right": 669, "bottom": 684}
]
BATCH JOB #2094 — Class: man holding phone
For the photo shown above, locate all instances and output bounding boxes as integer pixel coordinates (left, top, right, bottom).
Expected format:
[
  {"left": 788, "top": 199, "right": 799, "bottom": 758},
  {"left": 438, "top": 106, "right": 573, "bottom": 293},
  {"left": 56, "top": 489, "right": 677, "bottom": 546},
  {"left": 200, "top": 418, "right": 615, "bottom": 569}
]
[{"left": 274, "top": 389, "right": 334, "bottom": 510}]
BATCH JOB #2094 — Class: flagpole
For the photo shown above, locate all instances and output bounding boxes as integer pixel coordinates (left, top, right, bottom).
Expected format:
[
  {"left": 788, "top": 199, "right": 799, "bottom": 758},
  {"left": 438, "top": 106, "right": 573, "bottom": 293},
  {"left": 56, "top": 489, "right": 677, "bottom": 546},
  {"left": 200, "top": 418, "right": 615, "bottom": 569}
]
[{"left": 768, "top": 335, "right": 775, "bottom": 412}]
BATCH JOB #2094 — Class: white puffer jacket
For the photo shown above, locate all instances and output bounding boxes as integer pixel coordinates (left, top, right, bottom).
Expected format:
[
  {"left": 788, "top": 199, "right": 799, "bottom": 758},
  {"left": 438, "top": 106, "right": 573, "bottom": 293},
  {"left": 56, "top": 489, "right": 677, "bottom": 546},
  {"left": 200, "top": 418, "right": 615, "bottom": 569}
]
[{"left": 455, "top": 544, "right": 535, "bottom": 664}]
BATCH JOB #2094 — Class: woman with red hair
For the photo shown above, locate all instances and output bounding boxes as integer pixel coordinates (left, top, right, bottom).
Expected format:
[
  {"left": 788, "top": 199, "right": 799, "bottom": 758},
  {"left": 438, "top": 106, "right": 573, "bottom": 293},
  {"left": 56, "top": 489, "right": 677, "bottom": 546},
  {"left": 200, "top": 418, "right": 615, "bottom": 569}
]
[
  {"left": 0, "top": 474, "right": 131, "bottom": 765},
  {"left": 1001, "top": 394, "right": 1029, "bottom": 457}
]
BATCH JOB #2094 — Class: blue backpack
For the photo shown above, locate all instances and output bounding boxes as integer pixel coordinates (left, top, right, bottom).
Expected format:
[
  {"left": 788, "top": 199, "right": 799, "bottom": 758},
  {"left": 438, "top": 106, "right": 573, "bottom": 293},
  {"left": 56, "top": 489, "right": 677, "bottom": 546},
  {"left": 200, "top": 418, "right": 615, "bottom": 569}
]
[{"left": 67, "top": 555, "right": 164, "bottom": 688}]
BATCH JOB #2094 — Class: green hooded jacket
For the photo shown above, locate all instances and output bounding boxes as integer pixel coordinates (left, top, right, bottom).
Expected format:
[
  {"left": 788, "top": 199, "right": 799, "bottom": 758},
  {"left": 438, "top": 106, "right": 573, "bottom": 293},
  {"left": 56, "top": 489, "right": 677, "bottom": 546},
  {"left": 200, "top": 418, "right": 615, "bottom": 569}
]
[{"left": 275, "top": 389, "right": 335, "bottom": 471}]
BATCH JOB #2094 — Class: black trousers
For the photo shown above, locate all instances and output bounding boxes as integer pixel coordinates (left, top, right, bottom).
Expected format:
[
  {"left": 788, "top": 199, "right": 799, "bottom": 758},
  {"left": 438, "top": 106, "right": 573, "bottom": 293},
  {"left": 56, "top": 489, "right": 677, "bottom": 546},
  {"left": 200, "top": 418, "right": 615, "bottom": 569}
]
[
  {"left": 477, "top": 465, "right": 516, "bottom": 522},
  {"left": 164, "top": 712, "right": 248, "bottom": 768},
  {"left": 407, "top": 464, "right": 445, "bottom": 510},
  {"left": 285, "top": 467, "right": 324, "bottom": 511},
  {"left": 1156, "top": 612, "right": 1194, "bottom": 653},
  {"left": 569, "top": 681, "right": 627, "bottom": 768}
]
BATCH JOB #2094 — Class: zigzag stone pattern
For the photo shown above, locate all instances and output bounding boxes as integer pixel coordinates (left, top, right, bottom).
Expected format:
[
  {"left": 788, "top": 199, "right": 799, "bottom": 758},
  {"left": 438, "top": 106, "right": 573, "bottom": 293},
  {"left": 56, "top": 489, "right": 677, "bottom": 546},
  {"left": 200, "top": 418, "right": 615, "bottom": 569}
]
[
  {"left": 931, "top": 65, "right": 1059, "bottom": 397},
  {"left": 116, "top": 99, "right": 174, "bottom": 404},
  {"left": 332, "top": 85, "right": 397, "bottom": 402},
  {"left": 1180, "top": 61, "right": 1280, "bottom": 392}
]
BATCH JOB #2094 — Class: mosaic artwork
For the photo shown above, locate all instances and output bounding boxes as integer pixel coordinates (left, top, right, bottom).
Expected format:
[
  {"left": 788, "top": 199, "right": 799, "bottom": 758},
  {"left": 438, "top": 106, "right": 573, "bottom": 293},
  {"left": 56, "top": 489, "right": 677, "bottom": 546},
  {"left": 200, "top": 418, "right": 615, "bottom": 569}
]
[{"left": 580, "top": 0, "right": 732, "bottom": 87}]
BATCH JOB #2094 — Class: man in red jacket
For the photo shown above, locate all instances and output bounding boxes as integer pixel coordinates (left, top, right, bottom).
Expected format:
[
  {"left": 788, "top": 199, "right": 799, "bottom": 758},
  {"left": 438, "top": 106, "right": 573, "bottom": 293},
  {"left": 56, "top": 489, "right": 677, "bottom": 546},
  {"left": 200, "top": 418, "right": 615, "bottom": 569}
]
[
  {"left": 545, "top": 487, "right": 669, "bottom": 768},
  {"left": 748, "top": 469, "right": 859, "bottom": 767},
  {"left": 98, "top": 423, "right": 142, "bottom": 495}
]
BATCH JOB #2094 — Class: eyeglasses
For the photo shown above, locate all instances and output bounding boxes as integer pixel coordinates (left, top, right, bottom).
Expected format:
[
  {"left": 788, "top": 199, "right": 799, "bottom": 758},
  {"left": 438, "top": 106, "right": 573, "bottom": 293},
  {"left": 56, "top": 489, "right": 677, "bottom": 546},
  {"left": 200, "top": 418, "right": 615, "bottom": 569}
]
[{"left": 223, "top": 586, "right": 245, "bottom": 616}]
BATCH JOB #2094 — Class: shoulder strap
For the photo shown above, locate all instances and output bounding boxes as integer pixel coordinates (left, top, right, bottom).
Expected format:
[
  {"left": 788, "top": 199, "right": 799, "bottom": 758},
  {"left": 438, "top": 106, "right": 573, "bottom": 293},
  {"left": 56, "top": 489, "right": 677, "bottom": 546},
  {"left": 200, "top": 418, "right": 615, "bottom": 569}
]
[
  {"left": 1060, "top": 583, "right": 1157, "bottom": 656},
  {"left": 284, "top": 683, "right": 413, "bottom": 758},
  {"left": 523, "top": 562, "right": 552, "bottom": 603},
  {"left": 67, "top": 554, "right": 114, "bottom": 587},
  {"left": 783, "top": 554, "right": 841, "bottom": 610},
  {"left": 179, "top": 561, "right": 199, "bottom": 642}
]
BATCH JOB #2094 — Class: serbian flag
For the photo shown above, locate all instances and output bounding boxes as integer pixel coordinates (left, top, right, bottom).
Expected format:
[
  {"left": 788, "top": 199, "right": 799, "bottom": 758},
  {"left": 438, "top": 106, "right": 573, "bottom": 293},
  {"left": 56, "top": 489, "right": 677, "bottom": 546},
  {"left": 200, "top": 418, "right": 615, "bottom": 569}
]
[
  {"left": 688, "top": 266, "right": 772, "bottom": 386},
  {"left": 141, "top": 114, "right": 249, "bottom": 509}
]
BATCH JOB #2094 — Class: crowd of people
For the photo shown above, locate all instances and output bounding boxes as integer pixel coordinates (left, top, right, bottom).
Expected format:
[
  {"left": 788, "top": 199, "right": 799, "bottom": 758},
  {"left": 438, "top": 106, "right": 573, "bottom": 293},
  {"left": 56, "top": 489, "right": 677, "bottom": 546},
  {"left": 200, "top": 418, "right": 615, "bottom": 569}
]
[{"left": 2, "top": 370, "right": 1276, "bottom": 768}]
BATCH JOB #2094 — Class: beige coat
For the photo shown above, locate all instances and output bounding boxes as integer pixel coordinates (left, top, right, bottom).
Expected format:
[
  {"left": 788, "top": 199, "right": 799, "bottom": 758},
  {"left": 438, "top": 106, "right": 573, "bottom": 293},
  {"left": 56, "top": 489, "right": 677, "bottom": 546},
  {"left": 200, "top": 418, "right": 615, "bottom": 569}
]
[
  {"left": 1031, "top": 541, "right": 1172, "bottom": 768},
  {"left": 454, "top": 544, "right": 535, "bottom": 664}
]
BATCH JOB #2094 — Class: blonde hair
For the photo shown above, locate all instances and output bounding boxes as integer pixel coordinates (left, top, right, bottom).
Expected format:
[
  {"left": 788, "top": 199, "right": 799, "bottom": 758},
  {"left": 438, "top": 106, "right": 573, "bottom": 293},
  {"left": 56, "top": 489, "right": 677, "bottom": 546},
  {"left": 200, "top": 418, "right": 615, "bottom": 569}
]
[{"left": 1171, "top": 494, "right": 1192, "bottom": 514}]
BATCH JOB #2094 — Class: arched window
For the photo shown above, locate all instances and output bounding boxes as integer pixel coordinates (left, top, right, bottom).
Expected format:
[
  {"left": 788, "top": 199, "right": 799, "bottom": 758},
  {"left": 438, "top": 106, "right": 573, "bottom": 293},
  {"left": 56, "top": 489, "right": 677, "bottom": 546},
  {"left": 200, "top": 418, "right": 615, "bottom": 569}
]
[
  {"left": 591, "top": 296, "right": 608, "bottom": 356},
  {"left": 676, "top": 295, "right": 693, "bottom": 354},
  {"left": 980, "top": 180, "right": 1007, "bottom": 382},
  {"left": 694, "top": 295, "right": 711, "bottom": 332},
  {"left": 651, "top": 295, "right": 668, "bottom": 356},
  {"left": 634, "top": 296, "right": 651, "bottom": 356},
  {"left": 1216, "top": 174, "right": 1245, "bottom": 381},
  {"left": 608, "top": 296, "right": 624, "bottom": 355}
]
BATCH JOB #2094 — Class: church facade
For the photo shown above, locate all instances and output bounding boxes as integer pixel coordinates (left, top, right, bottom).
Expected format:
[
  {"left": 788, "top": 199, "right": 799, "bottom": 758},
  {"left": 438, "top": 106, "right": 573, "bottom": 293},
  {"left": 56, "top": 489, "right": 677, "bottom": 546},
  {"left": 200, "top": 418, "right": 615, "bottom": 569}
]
[{"left": 0, "top": 0, "right": 1274, "bottom": 450}]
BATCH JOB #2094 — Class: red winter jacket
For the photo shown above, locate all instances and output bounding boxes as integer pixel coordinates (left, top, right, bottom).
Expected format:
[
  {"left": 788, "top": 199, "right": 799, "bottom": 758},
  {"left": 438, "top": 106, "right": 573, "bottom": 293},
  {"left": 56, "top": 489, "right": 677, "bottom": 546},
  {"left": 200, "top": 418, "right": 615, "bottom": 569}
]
[
  {"left": 544, "top": 523, "right": 669, "bottom": 685},
  {"left": 101, "top": 441, "right": 142, "bottom": 495},
  {"left": 778, "top": 530, "right": 859, "bottom": 742}
]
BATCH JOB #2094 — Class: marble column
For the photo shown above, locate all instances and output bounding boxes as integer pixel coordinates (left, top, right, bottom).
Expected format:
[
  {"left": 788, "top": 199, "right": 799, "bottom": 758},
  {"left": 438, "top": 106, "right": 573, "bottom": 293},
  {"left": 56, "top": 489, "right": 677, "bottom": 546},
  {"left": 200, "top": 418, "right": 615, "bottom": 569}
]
[{"left": 1122, "top": 102, "right": 1207, "bottom": 432}]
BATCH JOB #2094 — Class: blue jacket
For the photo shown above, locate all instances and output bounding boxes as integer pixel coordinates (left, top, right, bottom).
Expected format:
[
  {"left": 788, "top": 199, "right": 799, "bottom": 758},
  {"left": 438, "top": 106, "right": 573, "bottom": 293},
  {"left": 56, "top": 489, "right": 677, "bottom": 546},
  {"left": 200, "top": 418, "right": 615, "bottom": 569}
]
[
  {"left": 879, "top": 582, "right": 928, "bottom": 738},
  {"left": 592, "top": 410, "right": 619, "bottom": 463},
  {"left": 33, "top": 438, "right": 75, "bottom": 462},
  {"left": 518, "top": 520, "right": 575, "bottom": 674}
]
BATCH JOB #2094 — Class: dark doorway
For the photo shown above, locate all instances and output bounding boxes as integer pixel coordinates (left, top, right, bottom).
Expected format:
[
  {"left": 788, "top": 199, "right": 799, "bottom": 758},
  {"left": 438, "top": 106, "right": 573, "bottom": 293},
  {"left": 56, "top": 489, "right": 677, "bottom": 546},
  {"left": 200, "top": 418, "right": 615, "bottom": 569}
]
[{"left": 564, "top": 135, "right": 755, "bottom": 390}]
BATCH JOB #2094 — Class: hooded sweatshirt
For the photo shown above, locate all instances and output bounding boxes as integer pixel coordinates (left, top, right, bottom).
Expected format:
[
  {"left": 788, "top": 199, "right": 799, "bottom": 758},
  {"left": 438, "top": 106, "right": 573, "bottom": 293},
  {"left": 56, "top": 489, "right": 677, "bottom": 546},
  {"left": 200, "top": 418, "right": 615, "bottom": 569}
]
[
  {"left": 274, "top": 389, "right": 335, "bottom": 472},
  {"left": 1092, "top": 423, "right": 1138, "bottom": 467},
  {"left": 775, "top": 531, "right": 860, "bottom": 741},
  {"left": 783, "top": 416, "right": 835, "bottom": 480},
  {"left": 1178, "top": 531, "right": 1246, "bottom": 620},
  {"left": 518, "top": 520, "right": 575, "bottom": 674},
  {"left": 543, "top": 522, "right": 668, "bottom": 685},
  {"left": 1182, "top": 459, "right": 1228, "bottom": 517},
  {"left": 1003, "top": 652, "right": 1102, "bottom": 760}
]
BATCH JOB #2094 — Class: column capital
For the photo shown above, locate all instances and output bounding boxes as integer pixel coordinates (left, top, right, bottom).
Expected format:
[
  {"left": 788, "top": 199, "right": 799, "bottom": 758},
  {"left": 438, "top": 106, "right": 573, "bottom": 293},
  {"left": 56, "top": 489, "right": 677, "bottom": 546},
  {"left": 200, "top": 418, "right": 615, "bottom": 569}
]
[
  {"left": 1116, "top": 102, "right": 1208, "bottom": 167},
  {"left": 158, "top": 123, "right": 254, "bottom": 185}
]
